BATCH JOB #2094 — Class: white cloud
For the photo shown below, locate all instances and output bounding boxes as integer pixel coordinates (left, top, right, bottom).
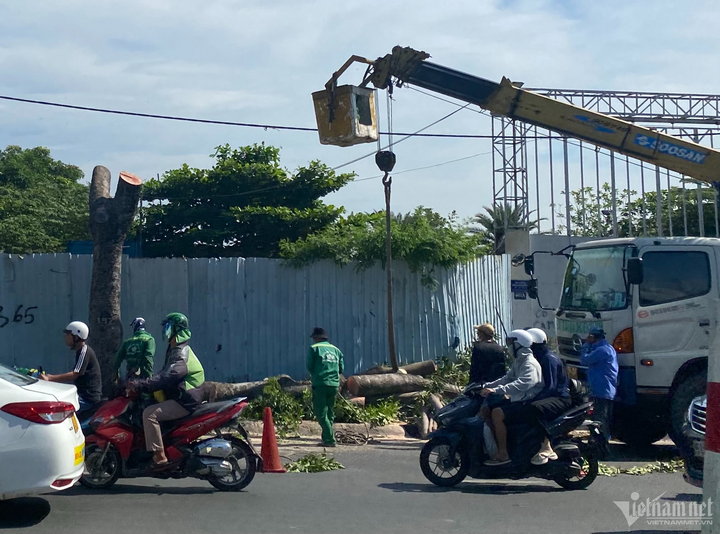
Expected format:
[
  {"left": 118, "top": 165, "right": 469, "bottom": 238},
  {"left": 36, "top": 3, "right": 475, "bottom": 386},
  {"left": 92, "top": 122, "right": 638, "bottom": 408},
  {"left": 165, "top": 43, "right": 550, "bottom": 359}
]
[{"left": 1, "top": 0, "right": 719, "bottom": 223}]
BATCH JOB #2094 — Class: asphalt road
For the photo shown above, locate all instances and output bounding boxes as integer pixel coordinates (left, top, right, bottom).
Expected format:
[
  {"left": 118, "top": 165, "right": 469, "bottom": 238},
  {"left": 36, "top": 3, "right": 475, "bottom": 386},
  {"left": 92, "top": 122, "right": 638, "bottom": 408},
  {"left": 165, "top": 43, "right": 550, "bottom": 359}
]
[{"left": 0, "top": 440, "right": 703, "bottom": 534}]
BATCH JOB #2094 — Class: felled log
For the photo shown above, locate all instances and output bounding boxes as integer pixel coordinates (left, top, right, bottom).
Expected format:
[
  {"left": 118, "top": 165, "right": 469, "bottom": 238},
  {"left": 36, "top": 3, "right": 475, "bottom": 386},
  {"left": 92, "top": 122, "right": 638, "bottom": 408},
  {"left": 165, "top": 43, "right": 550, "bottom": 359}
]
[
  {"left": 365, "top": 391, "right": 421, "bottom": 406},
  {"left": 346, "top": 373, "right": 428, "bottom": 397},
  {"left": 362, "top": 360, "right": 437, "bottom": 377},
  {"left": 443, "top": 384, "right": 463, "bottom": 399},
  {"left": 347, "top": 397, "right": 366, "bottom": 407},
  {"left": 418, "top": 408, "right": 431, "bottom": 439},
  {"left": 429, "top": 394, "right": 445, "bottom": 414},
  {"left": 208, "top": 375, "right": 312, "bottom": 402}
]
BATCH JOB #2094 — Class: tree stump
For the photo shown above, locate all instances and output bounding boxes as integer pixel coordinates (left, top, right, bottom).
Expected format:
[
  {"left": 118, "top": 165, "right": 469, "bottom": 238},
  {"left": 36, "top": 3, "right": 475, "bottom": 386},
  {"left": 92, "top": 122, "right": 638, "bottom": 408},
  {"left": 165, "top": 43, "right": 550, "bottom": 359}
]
[{"left": 88, "top": 168, "right": 142, "bottom": 397}]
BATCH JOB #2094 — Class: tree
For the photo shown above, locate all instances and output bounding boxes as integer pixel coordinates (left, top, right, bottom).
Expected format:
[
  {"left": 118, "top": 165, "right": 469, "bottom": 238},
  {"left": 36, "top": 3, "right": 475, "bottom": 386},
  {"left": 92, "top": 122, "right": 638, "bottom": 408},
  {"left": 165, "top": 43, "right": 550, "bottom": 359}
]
[
  {"left": 280, "top": 207, "right": 487, "bottom": 287},
  {"left": 559, "top": 183, "right": 719, "bottom": 237},
  {"left": 138, "top": 144, "right": 354, "bottom": 258},
  {"left": 470, "top": 203, "right": 540, "bottom": 253},
  {"left": 0, "top": 145, "right": 90, "bottom": 253}
]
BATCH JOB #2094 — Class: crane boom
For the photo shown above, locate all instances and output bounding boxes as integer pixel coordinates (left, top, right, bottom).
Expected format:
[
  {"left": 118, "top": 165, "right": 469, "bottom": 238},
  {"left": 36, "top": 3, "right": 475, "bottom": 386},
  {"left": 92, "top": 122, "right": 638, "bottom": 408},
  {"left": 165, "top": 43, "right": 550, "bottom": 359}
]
[{"left": 326, "top": 46, "right": 720, "bottom": 184}]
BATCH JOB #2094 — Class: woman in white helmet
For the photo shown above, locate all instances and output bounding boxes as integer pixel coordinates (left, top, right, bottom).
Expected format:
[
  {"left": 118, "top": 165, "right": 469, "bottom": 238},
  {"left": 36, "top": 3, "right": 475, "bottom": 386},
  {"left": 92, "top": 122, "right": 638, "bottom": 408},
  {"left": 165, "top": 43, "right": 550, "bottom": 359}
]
[
  {"left": 479, "top": 329, "right": 543, "bottom": 466},
  {"left": 41, "top": 321, "right": 102, "bottom": 414}
]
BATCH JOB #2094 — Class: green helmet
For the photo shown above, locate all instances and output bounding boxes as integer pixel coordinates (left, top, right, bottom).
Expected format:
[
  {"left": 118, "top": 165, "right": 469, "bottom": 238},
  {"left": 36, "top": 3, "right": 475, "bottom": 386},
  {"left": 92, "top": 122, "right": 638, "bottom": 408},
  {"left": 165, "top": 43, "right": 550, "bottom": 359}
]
[{"left": 162, "top": 312, "right": 189, "bottom": 342}]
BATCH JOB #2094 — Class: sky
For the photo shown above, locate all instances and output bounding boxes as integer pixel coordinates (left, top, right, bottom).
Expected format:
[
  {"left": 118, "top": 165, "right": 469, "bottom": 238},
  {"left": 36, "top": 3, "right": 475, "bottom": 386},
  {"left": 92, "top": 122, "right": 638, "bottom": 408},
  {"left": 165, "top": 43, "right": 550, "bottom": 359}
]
[{"left": 1, "top": 0, "right": 719, "bottom": 226}]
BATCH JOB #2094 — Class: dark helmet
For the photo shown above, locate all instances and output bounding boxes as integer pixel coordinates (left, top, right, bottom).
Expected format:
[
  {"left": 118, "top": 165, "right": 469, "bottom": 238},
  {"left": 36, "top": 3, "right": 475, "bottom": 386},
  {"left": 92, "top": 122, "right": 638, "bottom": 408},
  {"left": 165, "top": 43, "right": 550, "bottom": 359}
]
[
  {"left": 130, "top": 317, "right": 146, "bottom": 333},
  {"left": 162, "top": 312, "right": 189, "bottom": 341}
]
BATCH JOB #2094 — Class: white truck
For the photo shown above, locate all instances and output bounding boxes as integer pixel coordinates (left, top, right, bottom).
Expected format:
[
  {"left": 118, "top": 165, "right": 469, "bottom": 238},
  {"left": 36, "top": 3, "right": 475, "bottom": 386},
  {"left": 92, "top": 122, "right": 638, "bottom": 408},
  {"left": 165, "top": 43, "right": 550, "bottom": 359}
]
[
  {"left": 315, "top": 45, "right": 720, "bottom": 447},
  {"left": 554, "top": 237, "right": 714, "bottom": 446}
]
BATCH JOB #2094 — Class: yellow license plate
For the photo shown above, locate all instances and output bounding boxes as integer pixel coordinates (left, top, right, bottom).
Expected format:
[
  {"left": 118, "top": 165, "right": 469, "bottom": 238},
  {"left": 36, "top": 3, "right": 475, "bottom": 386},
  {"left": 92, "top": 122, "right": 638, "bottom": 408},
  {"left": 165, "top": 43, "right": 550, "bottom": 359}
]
[
  {"left": 71, "top": 414, "right": 79, "bottom": 433},
  {"left": 567, "top": 366, "right": 578, "bottom": 380},
  {"left": 74, "top": 444, "right": 85, "bottom": 466}
]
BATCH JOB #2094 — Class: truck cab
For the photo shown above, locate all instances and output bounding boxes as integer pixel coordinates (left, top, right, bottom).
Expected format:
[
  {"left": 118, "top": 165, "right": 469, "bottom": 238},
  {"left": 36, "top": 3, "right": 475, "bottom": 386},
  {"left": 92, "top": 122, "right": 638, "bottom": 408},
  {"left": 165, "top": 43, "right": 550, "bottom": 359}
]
[{"left": 556, "top": 237, "right": 715, "bottom": 446}]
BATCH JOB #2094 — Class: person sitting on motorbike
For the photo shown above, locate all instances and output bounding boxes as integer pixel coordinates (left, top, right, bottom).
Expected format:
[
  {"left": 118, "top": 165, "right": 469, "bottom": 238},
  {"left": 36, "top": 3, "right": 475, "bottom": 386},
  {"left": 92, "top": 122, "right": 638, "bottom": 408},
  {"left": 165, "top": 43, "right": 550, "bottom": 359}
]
[
  {"left": 127, "top": 312, "right": 207, "bottom": 467},
  {"left": 479, "top": 329, "right": 543, "bottom": 466},
  {"left": 526, "top": 328, "right": 571, "bottom": 465},
  {"left": 114, "top": 317, "right": 156, "bottom": 381}
]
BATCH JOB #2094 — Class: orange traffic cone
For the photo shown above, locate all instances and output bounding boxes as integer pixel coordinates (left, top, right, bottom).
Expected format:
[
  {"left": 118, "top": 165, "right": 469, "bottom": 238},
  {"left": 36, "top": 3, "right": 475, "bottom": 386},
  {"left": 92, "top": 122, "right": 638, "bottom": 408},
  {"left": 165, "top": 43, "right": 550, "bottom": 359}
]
[{"left": 260, "top": 407, "right": 286, "bottom": 473}]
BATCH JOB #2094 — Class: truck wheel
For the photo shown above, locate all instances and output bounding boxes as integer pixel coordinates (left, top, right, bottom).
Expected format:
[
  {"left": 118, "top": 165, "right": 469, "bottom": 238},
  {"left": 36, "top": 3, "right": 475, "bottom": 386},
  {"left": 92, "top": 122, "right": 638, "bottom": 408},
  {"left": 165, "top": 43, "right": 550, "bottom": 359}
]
[
  {"left": 613, "top": 416, "right": 667, "bottom": 448},
  {"left": 669, "top": 370, "right": 707, "bottom": 446}
]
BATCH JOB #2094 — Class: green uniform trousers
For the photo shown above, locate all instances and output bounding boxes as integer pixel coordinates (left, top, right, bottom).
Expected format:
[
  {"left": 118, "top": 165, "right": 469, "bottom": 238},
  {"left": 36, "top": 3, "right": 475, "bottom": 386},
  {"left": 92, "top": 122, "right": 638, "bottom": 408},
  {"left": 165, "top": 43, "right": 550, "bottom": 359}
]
[{"left": 312, "top": 385, "right": 337, "bottom": 445}]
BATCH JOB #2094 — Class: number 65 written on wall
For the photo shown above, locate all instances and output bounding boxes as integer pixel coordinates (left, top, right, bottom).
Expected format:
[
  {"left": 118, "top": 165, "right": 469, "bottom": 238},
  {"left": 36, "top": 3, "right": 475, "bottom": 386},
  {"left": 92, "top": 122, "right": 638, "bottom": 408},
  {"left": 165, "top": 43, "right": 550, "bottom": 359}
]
[{"left": 0, "top": 306, "right": 38, "bottom": 328}]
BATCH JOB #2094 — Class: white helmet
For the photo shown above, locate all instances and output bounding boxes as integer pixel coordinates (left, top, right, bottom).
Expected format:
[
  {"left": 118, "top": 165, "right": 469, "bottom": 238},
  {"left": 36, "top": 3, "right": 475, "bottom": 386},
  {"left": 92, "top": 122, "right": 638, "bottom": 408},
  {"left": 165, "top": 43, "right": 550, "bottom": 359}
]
[
  {"left": 506, "top": 329, "right": 534, "bottom": 348},
  {"left": 65, "top": 321, "right": 89, "bottom": 340},
  {"left": 527, "top": 328, "right": 548, "bottom": 345}
]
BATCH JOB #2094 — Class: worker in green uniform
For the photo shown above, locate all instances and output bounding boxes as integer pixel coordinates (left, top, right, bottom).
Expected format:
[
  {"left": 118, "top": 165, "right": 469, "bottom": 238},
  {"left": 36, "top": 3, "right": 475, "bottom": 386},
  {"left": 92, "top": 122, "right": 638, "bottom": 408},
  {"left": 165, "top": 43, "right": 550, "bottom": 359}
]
[
  {"left": 115, "top": 317, "right": 156, "bottom": 381},
  {"left": 306, "top": 327, "right": 344, "bottom": 447}
]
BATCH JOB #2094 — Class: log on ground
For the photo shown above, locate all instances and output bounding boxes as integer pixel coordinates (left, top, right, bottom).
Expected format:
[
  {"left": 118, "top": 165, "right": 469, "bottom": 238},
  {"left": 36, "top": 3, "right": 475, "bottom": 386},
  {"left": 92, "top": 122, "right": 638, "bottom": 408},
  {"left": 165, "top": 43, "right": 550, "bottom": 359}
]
[
  {"left": 346, "top": 373, "right": 428, "bottom": 397},
  {"left": 362, "top": 360, "right": 437, "bottom": 377}
]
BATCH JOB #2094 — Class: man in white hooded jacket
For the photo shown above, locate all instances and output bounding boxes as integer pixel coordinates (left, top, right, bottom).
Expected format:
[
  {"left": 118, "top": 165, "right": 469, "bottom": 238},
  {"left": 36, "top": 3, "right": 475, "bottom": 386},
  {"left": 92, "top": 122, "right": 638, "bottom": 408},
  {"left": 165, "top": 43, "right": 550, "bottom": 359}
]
[{"left": 480, "top": 329, "right": 543, "bottom": 466}]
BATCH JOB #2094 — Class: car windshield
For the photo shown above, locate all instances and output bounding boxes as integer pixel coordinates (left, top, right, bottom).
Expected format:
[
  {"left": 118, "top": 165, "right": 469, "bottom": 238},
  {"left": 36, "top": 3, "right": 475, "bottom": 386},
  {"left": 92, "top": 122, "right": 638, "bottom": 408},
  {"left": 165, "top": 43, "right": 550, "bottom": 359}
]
[
  {"left": 560, "top": 246, "right": 629, "bottom": 311},
  {"left": 0, "top": 363, "right": 38, "bottom": 386}
]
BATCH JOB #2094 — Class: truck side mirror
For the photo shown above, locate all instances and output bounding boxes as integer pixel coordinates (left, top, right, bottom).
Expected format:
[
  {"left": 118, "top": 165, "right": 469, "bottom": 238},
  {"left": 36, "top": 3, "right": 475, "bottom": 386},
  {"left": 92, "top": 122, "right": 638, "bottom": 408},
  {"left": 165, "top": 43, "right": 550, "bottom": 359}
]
[
  {"left": 627, "top": 257, "right": 643, "bottom": 285},
  {"left": 527, "top": 278, "right": 538, "bottom": 300}
]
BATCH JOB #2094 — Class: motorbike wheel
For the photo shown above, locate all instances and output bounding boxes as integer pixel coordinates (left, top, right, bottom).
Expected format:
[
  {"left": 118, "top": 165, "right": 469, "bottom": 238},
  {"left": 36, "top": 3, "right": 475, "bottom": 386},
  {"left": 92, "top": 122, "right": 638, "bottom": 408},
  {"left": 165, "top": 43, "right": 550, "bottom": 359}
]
[
  {"left": 553, "top": 442, "right": 599, "bottom": 490},
  {"left": 419, "top": 437, "right": 470, "bottom": 487},
  {"left": 80, "top": 444, "right": 121, "bottom": 489},
  {"left": 208, "top": 437, "right": 257, "bottom": 492}
]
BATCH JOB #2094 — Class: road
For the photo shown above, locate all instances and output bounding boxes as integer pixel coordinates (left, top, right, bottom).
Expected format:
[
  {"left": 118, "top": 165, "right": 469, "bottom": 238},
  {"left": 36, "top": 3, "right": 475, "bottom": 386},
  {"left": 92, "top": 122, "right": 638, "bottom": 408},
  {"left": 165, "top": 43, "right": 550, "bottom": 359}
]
[{"left": 0, "top": 440, "right": 703, "bottom": 534}]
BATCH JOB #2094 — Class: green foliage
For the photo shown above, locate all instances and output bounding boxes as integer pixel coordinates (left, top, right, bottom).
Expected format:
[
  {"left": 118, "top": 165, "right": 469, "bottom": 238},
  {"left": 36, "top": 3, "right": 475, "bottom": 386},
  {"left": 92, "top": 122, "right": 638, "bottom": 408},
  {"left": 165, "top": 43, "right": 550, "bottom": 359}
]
[
  {"left": 598, "top": 459, "right": 684, "bottom": 477},
  {"left": 363, "top": 397, "right": 401, "bottom": 427},
  {"left": 284, "top": 453, "right": 344, "bottom": 473},
  {"left": 470, "top": 203, "right": 541, "bottom": 254},
  {"left": 0, "top": 145, "right": 90, "bottom": 253},
  {"left": 281, "top": 207, "right": 487, "bottom": 287},
  {"left": 333, "top": 395, "right": 366, "bottom": 424},
  {"left": 138, "top": 143, "right": 354, "bottom": 258},
  {"left": 244, "top": 378, "right": 304, "bottom": 438},
  {"left": 559, "top": 183, "right": 720, "bottom": 237}
]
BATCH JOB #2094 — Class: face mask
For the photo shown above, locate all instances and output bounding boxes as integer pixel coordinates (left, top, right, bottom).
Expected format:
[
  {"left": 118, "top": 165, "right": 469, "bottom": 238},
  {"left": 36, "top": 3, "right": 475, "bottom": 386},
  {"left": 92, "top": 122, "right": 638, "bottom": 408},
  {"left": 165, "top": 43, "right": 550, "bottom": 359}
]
[{"left": 163, "top": 323, "right": 173, "bottom": 341}]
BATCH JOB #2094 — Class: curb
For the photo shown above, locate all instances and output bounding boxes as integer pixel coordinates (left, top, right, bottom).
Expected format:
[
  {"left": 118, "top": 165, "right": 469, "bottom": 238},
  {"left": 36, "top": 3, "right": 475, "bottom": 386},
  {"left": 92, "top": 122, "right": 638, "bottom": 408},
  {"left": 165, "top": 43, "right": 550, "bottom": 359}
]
[{"left": 240, "top": 420, "right": 409, "bottom": 440}]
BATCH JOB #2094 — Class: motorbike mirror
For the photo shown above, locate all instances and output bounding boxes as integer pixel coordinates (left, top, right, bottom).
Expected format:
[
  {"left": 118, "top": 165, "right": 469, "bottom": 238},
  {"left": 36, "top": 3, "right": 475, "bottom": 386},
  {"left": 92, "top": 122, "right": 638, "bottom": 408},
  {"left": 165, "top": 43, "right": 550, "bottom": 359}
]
[
  {"left": 511, "top": 253, "right": 526, "bottom": 267},
  {"left": 626, "top": 257, "right": 644, "bottom": 285},
  {"left": 527, "top": 278, "right": 539, "bottom": 300},
  {"left": 523, "top": 256, "right": 535, "bottom": 276}
]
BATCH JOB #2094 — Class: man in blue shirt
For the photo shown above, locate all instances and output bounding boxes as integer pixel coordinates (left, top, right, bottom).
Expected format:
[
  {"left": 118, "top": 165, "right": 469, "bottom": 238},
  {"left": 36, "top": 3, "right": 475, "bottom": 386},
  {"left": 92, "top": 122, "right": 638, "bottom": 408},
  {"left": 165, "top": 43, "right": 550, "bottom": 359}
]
[{"left": 580, "top": 327, "right": 618, "bottom": 442}]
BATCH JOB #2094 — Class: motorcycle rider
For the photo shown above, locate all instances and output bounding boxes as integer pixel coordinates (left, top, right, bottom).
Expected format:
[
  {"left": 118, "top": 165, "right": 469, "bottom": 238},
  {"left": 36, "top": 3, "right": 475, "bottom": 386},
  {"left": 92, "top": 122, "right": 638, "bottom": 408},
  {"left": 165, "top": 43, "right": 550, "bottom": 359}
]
[
  {"left": 114, "top": 317, "right": 156, "bottom": 381},
  {"left": 128, "top": 312, "right": 207, "bottom": 467},
  {"left": 526, "top": 328, "right": 571, "bottom": 465},
  {"left": 479, "top": 329, "right": 543, "bottom": 466},
  {"left": 41, "top": 321, "right": 102, "bottom": 415}
]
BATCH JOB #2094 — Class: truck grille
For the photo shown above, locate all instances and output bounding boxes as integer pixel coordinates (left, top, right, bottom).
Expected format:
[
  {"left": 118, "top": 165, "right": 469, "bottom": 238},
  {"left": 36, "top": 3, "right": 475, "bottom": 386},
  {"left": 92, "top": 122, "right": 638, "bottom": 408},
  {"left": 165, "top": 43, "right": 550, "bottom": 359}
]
[
  {"left": 690, "top": 401, "right": 707, "bottom": 435},
  {"left": 558, "top": 336, "right": 580, "bottom": 358}
]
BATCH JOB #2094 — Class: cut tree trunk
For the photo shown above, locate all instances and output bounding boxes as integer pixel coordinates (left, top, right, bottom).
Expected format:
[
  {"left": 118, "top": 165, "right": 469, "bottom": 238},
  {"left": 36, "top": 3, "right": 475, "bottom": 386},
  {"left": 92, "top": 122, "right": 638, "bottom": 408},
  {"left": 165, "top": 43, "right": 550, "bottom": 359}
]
[
  {"left": 207, "top": 375, "right": 312, "bottom": 402},
  {"left": 346, "top": 373, "right": 428, "bottom": 397},
  {"left": 88, "top": 168, "right": 142, "bottom": 397},
  {"left": 362, "top": 360, "right": 437, "bottom": 377}
]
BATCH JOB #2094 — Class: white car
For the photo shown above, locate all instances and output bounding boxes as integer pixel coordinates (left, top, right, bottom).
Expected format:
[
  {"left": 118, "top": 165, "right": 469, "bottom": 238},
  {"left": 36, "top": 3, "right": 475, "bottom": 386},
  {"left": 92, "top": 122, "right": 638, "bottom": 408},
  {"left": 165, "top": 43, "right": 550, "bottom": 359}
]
[{"left": 0, "top": 364, "right": 85, "bottom": 500}]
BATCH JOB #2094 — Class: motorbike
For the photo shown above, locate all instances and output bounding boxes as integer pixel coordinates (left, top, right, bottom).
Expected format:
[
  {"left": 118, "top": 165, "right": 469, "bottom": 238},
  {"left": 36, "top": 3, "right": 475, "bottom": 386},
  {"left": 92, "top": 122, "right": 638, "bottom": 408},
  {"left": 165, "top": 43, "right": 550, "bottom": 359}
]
[
  {"left": 419, "top": 383, "right": 605, "bottom": 490},
  {"left": 80, "top": 393, "right": 261, "bottom": 492}
]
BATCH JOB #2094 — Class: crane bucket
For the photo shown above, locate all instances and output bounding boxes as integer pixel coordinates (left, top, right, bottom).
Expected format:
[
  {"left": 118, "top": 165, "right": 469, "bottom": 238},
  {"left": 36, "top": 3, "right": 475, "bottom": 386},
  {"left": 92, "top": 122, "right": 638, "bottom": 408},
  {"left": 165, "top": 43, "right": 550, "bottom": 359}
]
[{"left": 312, "top": 85, "right": 378, "bottom": 147}]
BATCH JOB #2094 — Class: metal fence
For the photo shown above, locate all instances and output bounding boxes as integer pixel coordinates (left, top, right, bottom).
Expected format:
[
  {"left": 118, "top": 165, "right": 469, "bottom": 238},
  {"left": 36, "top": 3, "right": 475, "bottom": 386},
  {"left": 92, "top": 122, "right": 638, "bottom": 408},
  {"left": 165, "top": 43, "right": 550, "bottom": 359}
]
[{"left": 0, "top": 254, "right": 511, "bottom": 382}]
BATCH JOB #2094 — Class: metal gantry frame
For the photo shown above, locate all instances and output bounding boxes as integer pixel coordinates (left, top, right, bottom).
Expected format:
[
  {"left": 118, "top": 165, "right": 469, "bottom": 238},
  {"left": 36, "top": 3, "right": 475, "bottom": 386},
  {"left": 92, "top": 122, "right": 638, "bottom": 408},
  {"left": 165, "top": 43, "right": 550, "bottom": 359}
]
[{"left": 491, "top": 89, "right": 720, "bottom": 237}]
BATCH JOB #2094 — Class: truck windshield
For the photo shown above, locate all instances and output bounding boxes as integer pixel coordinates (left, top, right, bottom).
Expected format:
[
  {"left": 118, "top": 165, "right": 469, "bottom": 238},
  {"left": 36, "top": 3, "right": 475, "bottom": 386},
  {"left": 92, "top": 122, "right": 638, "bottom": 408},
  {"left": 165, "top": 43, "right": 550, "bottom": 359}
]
[{"left": 560, "top": 246, "right": 629, "bottom": 311}]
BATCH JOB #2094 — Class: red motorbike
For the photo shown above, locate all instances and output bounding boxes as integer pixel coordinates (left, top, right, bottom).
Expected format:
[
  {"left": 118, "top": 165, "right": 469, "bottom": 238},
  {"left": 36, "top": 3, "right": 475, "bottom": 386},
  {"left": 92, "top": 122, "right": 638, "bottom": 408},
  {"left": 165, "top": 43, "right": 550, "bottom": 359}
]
[{"left": 80, "top": 395, "right": 260, "bottom": 492}]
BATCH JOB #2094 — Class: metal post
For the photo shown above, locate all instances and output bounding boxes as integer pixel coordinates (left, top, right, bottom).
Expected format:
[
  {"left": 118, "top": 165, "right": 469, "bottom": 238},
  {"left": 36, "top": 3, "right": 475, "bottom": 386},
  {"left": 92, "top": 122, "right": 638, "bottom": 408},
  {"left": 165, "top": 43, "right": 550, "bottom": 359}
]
[
  {"left": 579, "top": 141, "right": 585, "bottom": 232},
  {"left": 549, "top": 137, "right": 555, "bottom": 233},
  {"left": 626, "top": 156, "right": 633, "bottom": 237},
  {"left": 610, "top": 152, "right": 618, "bottom": 237},
  {"left": 595, "top": 148, "right": 602, "bottom": 236},
  {"left": 640, "top": 164, "right": 647, "bottom": 236},
  {"left": 667, "top": 170, "right": 674, "bottom": 237},
  {"left": 698, "top": 183, "right": 706, "bottom": 237},
  {"left": 563, "top": 138, "right": 571, "bottom": 236},
  {"left": 682, "top": 177, "right": 688, "bottom": 236},
  {"left": 655, "top": 166, "right": 663, "bottom": 237},
  {"left": 534, "top": 126, "right": 540, "bottom": 233}
]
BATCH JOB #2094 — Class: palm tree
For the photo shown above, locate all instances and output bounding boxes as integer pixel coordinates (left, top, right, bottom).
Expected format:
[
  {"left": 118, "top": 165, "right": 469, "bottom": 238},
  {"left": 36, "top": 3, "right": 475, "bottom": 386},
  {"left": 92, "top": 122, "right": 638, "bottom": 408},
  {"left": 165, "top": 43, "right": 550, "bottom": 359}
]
[{"left": 470, "top": 203, "right": 540, "bottom": 254}]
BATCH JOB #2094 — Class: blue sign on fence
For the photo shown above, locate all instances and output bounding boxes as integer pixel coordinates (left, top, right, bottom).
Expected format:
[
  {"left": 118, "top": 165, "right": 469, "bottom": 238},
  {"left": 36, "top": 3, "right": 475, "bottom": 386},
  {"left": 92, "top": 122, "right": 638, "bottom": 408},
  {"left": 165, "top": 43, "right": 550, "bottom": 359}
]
[{"left": 511, "top": 280, "right": 528, "bottom": 293}]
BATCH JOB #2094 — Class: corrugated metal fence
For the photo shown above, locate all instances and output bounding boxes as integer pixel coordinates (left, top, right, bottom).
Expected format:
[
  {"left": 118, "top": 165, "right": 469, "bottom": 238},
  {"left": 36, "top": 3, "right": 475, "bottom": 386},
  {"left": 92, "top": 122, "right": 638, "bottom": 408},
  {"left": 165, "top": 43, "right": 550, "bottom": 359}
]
[{"left": 0, "top": 254, "right": 512, "bottom": 382}]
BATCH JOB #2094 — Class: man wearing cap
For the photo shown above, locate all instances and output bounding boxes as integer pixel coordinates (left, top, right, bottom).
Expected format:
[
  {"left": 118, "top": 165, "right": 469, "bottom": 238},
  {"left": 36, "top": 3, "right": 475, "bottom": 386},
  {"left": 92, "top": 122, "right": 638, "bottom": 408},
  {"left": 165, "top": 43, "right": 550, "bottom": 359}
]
[
  {"left": 469, "top": 323, "right": 506, "bottom": 385},
  {"left": 306, "top": 328, "right": 344, "bottom": 447},
  {"left": 114, "top": 317, "right": 156, "bottom": 381},
  {"left": 580, "top": 327, "right": 618, "bottom": 442}
]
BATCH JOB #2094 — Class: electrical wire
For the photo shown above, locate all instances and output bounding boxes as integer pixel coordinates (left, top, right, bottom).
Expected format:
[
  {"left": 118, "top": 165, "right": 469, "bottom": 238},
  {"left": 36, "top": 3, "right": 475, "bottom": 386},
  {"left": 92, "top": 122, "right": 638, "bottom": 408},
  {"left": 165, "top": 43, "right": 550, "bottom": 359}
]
[{"left": 352, "top": 151, "right": 491, "bottom": 182}]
